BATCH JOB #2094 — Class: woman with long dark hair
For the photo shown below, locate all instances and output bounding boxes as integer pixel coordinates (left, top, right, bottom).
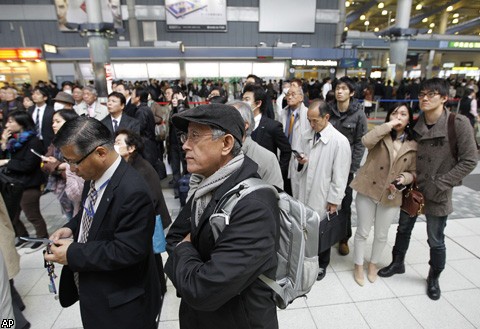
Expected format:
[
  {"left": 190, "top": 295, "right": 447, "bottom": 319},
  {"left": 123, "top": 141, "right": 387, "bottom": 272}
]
[
  {"left": 114, "top": 128, "right": 171, "bottom": 312},
  {"left": 350, "top": 103, "right": 417, "bottom": 286},
  {"left": 0, "top": 110, "right": 48, "bottom": 249},
  {"left": 42, "top": 109, "right": 83, "bottom": 219}
]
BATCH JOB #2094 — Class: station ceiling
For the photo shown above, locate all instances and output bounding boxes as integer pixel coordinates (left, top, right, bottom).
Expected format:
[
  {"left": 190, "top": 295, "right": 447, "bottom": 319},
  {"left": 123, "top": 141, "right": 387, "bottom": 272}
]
[{"left": 345, "top": 0, "right": 480, "bottom": 36}]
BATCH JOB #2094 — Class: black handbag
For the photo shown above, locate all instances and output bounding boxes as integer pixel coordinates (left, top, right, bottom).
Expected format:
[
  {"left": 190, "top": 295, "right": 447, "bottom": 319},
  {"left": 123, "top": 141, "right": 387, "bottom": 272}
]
[
  {"left": 0, "top": 166, "right": 25, "bottom": 220},
  {"left": 318, "top": 210, "right": 348, "bottom": 253}
]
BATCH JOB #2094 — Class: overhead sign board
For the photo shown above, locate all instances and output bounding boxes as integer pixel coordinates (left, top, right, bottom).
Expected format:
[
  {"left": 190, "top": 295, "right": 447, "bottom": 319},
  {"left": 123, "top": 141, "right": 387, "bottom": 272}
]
[
  {"left": 0, "top": 48, "right": 42, "bottom": 60},
  {"left": 292, "top": 59, "right": 338, "bottom": 67},
  {"left": 165, "top": 0, "right": 227, "bottom": 32},
  {"left": 448, "top": 42, "right": 480, "bottom": 49}
]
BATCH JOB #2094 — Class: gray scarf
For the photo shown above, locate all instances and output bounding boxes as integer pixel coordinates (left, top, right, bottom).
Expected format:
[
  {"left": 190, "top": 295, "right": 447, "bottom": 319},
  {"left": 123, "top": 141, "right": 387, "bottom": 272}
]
[{"left": 189, "top": 152, "right": 244, "bottom": 226}]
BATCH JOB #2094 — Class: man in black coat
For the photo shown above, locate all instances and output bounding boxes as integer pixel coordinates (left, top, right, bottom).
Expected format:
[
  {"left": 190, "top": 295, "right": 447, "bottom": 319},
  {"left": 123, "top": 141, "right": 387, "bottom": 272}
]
[
  {"left": 165, "top": 104, "right": 279, "bottom": 329},
  {"left": 131, "top": 87, "right": 158, "bottom": 167},
  {"left": 45, "top": 117, "right": 160, "bottom": 329},
  {"left": 28, "top": 87, "right": 55, "bottom": 150},
  {"left": 101, "top": 92, "right": 140, "bottom": 136},
  {"left": 243, "top": 84, "right": 292, "bottom": 180}
]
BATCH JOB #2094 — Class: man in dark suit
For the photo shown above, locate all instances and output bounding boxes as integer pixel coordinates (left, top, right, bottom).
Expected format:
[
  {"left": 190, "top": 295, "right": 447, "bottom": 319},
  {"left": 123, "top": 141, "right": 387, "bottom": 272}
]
[
  {"left": 28, "top": 87, "right": 54, "bottom": 149},
  {"left": 131, "top": 87, "right": 158, "bottom": 167},
  {"left": 115, "top": 83, "right": 137, "bottom": 118},
  {"left": 101, "top": 91, "right": 140, "bottom": 136},
  {"left": 44, "top": 117, "right": 160, "bottom": 329},
  {"left": 243, "top": 84, "right": 292, "bottom": 183}
]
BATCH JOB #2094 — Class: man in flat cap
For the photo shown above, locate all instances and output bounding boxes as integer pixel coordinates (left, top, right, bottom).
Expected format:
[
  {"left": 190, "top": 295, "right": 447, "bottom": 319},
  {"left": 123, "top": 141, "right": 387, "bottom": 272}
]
[{"left": 165, "top": 104, "right": 279, "bottom": 329}]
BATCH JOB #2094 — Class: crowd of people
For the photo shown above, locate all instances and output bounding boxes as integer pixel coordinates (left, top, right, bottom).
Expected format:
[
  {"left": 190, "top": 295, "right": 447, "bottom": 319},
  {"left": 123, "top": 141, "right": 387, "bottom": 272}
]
[{"left": 0, "top": 74, "right": 478, "bottom": 329}]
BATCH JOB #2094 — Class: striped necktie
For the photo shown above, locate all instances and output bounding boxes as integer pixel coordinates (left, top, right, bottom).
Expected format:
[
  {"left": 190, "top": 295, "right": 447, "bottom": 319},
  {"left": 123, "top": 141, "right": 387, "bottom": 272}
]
[
  {"left": 112, "top": 119, "right": 118, "bottom": 132},
  {"left": 79, "top": 181, "right": 97, "bottom": 243},
  {"left": 35, "top": 108, "right": 40, "bottom": 135}
]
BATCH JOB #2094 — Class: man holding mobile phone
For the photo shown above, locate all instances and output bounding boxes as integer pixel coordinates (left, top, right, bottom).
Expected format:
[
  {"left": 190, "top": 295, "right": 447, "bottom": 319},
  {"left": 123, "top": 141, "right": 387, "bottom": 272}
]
[{"left": 295, "top": 100, "right": 351, "bottom": 281}]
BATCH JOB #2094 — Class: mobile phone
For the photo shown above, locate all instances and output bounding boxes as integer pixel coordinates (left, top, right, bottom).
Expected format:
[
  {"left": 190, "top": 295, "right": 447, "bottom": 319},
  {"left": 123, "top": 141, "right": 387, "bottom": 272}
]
[
  {"left": 292, "top": 150, "right": 303, "bottom": 159},
  {"left": 30, "top": 149, "right": 45, "bottom": 160},
  {"left": 392, "top": 181, "right": 406, "bottom": 191}
]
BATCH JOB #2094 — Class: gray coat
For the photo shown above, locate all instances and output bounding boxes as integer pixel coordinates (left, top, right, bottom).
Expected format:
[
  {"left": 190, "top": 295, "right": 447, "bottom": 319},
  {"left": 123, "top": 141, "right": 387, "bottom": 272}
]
[{"left": 414, "top": 110, "right": 477, "bottom": 216}]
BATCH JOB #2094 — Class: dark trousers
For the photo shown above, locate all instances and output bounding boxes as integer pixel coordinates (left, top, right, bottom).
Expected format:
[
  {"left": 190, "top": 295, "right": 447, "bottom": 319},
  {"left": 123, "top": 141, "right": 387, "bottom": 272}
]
[
  {"left": 318, "top": 248, "right": 331, "bottom": 269},
  {"left": 392, "top": 211, "right": 448, "bottom": 271},
  {"left": 10, "top": 280, "right": 29, "bottom": 328},
  {"left": 392, "top": 211, "right": 418, "bottom": 256},
  {"left": 341, "top": 173, "right": 354, "bottom": 241},
  {"left": 168, "top": 143, "right": 186, "bottom": 195},
  {"left": 12, "top": 187, "right": 48, "bottom": 238}
]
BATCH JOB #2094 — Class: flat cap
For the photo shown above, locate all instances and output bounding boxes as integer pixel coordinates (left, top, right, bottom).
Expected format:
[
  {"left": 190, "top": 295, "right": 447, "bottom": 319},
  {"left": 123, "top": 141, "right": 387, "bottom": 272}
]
[
  {"left": 53, "top": 91, "right": 75, "bottom": 105},
  {"left": 172, "top": 104, "right": 245, "bottom": 145}
]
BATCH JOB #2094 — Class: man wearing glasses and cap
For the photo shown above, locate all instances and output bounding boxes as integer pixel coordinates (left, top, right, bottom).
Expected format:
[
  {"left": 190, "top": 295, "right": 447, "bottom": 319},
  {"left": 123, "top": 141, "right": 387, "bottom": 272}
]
[
  {"left": 165, "top": 103, "right": 279, "bottom": 329},
  {"left": 44, "top": 117, "right": 160, "bottom": 329}
]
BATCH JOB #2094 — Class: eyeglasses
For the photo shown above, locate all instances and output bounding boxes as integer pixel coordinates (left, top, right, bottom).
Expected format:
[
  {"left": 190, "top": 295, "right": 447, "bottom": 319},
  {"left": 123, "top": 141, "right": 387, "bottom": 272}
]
[
  {"left": 64, "top": 142, "right": 106, "bottom": 167},
  {"left": 286, "top": 93, "right": 300, "bottom": 97},
  {"left": 418, "top": 92, "right": 440, "bottom": 99},
  {"left": 180, "top": 132, "right": 214, "bottom": 144}
]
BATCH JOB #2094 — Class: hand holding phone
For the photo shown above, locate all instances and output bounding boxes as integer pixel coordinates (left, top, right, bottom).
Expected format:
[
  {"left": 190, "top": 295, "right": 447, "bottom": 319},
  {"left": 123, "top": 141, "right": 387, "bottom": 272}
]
[
  {"left": 391, "top": 180, "right": 406, "bottom": 191},
  {"left": 30, "top": 149, "right": 46, "bottom": 161},
  {"left": 292, "top": 150, "right": 304, "bottom": 159}
]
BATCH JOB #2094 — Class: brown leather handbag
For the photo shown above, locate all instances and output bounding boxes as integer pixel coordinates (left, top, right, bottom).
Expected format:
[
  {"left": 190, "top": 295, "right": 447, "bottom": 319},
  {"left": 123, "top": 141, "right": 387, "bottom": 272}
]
[{"left": 401, "top": 179, "right": 424, "bottom": 217}]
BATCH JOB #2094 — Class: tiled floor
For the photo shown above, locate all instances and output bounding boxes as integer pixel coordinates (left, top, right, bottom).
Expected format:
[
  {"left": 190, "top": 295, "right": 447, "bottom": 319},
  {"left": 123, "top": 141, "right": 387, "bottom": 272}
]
[{"left": 12, "top": 157, "right": 480, "bottom": 329}]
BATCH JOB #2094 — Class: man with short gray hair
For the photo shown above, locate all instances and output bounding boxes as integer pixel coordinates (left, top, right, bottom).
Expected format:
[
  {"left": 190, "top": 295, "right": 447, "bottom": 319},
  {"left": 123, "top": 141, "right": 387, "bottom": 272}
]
[
  {"left": 76, "top": 85, "right": 108, "bottom": 120},
  {"left": 228, "top": 100, "right": 283, "bottom": 189}
]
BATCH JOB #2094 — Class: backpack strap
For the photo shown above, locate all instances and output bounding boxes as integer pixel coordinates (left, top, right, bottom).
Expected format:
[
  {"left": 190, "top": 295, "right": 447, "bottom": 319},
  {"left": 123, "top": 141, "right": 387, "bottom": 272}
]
[
  {"left": 210, "top": 178, "right": 278, "bottom": 241},
  {"left": 259, "top": 274, "right": 283, "bottom": 296},
  {"left": 448, "top": 112, "right": 458, "bottom": 160}
]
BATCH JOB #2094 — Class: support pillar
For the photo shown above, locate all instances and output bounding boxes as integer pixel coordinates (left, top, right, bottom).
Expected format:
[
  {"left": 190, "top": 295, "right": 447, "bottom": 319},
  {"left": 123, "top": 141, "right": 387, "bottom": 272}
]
[
  {"left": 85, "top": 0, "right": 110, "bottom": 98},
  {"left": 389, "top": 0, "right": 412, "bottom": 84},
  {"left": 432, "top": 10, "right": 448, "bottom": 75},
  {"left": 127, "top": 0, "right": 140, "bottom": 47},
  {"left": 426, "top": 49, "right": 435, "bottom": 79},
  {"left": 336, "top": 0, "right": 346, "bottom": 47}
]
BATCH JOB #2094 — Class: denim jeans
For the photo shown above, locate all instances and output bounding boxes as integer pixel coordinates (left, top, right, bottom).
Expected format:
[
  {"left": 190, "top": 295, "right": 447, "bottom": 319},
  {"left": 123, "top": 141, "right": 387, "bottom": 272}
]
[
  {"left": 425, "top": 214, "right": 448, "bottom": 271},
  {"left": 392, "top": 211, "right": 418, "bottom": 256},
  {"left": 392, "top": 211, "right": 447, "bottom": 271}
]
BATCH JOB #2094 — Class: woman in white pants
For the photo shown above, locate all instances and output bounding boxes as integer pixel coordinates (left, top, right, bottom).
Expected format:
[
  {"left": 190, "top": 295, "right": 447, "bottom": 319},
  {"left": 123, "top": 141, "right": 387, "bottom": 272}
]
[{"left": 350, "top": 103, "right": 417, "bottom": 286}]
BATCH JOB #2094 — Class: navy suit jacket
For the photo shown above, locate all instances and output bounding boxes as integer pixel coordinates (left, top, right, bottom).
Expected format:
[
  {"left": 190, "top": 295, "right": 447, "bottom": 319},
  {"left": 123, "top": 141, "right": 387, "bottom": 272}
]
[
  {"left": 59, "top": 159, "right": 160, "bottom": 329},
  {"left": 28, "top": 105, "right": 55, "bottom": 150},
  {"left": 101, "top": 114, "right": 141, "bottom": 136},
  {"left": 251, "top": 115, "right": 292, "bottom": 177}
]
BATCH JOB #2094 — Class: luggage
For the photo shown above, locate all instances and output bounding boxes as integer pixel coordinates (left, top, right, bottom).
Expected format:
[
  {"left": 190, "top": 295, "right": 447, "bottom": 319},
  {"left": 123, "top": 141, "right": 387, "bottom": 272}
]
[
  {"left": 318, "top": 210, "right": 348, "bottom": 253},
  {"left": 0, "top": 167, "right": 24, "bottom": 221},
  {"left": 210, "top": 177, "right": 320, "bottom": 309}
]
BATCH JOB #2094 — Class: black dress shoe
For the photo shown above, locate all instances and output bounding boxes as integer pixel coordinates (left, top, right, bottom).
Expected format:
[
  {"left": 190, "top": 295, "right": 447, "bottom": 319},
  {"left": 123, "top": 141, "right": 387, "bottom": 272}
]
[{"left": 316, "top": 267, "right": 326, "bottom": 281}]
